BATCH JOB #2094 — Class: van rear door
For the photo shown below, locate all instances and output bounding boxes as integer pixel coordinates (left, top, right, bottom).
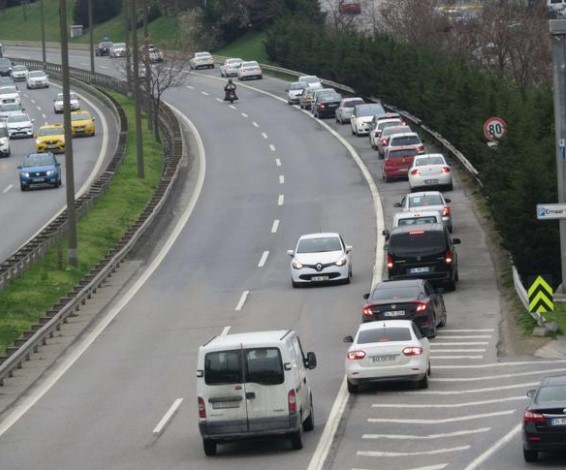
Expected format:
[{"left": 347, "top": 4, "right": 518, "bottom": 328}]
[
  {"left": 202, "top": 348, "right": 248, "bottom": 435},
  {"left": 243, "top": 347, "right": 291, "bottom": 432}
]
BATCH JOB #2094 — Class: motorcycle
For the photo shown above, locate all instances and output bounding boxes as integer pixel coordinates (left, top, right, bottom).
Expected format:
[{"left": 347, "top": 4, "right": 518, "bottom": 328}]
[{"left": 224, "top": 88, "right": 238, "bottom": 103}]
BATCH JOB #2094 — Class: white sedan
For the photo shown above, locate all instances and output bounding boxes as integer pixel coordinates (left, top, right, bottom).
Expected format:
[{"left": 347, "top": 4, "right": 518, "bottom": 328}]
[
  {"left": 189, "top": 52, "right": 214, "bottom": 70},
  {"left": 287, "top": 232, "right": 352, "bottom": 287},
  {"left": 53, "top": 92, "right": 80, "bottom": 114},
  {"left": 238, "top": 60, "right": 262, "bottom": 80},
  {"left": 26, "top": 70, "right": 49, "bottom": 89},
  {"left": 408, "top": 153, "right": 453, "bottom": 191},
  {"left": 0, "top": 85, "right": 21, "bottom": 105},
  {"left": 220, "top": 58, "right": 242, "bottom": 77},
  {"left": 344, "top": 319, "right": 430, "bottom": 393}
]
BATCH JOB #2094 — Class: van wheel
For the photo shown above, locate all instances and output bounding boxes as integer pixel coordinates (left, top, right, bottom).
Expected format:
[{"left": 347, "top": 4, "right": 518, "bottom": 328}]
[
  {"left": 202, "top": 438, "right": 217, "bottom": 456},
  {"left": 290, "top": 425, "right": 304, "bottom": 450},
  {"left": 303, "top": 399, "right": 315, "bottom": 431},
  {"left": 347, "top": 379, "right": 358, "bottom": 394}
]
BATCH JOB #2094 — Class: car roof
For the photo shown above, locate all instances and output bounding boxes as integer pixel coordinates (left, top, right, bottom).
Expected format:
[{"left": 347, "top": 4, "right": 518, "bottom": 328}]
[
  {"left": 202, "top": 330, "right": 292, "bottom": 349},
  {"left": 541, "top": 374, "right": 566, "bottom": 386},
  {"left": 389, "top": 223, "right": 446, "bottom": 235},
  {"left": 356, "top": 319, "right": 416, "bottom": 332},
  {"left": 298, "top": 232, "right": 340, "bottom": 240}
]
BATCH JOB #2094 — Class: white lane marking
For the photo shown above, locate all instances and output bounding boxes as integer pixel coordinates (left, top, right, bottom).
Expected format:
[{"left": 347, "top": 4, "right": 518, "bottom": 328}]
[
  {"left": 3, "top": 185, "right": 12, "bottom": 193},
  {"left": 258, "top": 251, "right": 269, "bottom": 267},
  {"left": 363, "top": 427, "right": 490, "bottom": 440},
  {"left": 241, "top": 112, "right": 248, "bottom": 118},
  {"left": 279, "top": 175, "right": 284, "bottom": 184},
  {"left": 372, "top": 396, "right": 527, "bottom": 408},
  {"left": 99, "top": 65, "right": 108, "bottom": 69},
  {"left": 30, "top": 98, "right": 35, "bottom": 104},
  {"left": 252, "top": 121, "right": 259, "bottom": 127},
  {"left": 261, "top": 132, "right": 268, "bottom": 139},
  {"left": 187, "top": 85, "right": 194, "bottom": 89},
  {"left": 278, "top": 195, "right": 284, "bottom": 206},
  {"left": 358, "top": 446, "right": 470, "bottom": 457},
  {"left": 229, "top": 105, "right": 236, "bottom": 110},
  {"left": 432, "top": 342, "right": 488, "bottom": 346},
  {"left": 153, "top": 398, "right": 183, "bottom": 435},
  {"left": 434, "top": 335, "right": 491, "bottom": 339},
  {"left": 275, "top": 158, "right": 281, "bottom": 166},
  {"left": 353, "top": 466, "right": 447, "bottom": 470},
  {"left": 368, "top": 410, "right": 514, "bottom": 424},
  {"left": 221, "top": 326, "right": 231, "bottom": 336},
  {"left": 235, "top": 291, "right": 250, "bottom": 311},
  {"left": 201, "top": 91, "right": 209, "bottom": 96},
  {"left": 434, "top": 359, "right": 566, "bottom": 369},
  {"left": 429, "top": 349, "right": 486, "bottom": 352},
  {"left": 430, "top": 355, "right": 483, "bottom": 359},
  {"left": 463, "top": 423, "right": 522, "bottom": 470},
  {"left": 413, "top": 382, "right": 540, "bottom": 395},
  {"left": 271, "top": 219, "right": 280, "bottom": 233},
  {"left": 432, "top": 367, "right": 566, "bottom": 382},
  {"left": 215, "top": 98, "right": 222, "bottom": 102},
  {"left": 0, "top": 108, "right": 206, "bottom": 438},
  {"left": 269, "top": 144, "right": 276, "bottom": 152},
  {"left": 440, "top": 329, "right": 494, "bottom": 332},
  {"left": 307, "top": 378, "right": 349, "bottom": 470}
]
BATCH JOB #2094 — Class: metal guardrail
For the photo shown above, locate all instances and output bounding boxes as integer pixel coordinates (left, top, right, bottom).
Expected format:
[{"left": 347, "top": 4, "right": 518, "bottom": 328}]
[{"left": 0, "top": 61, "right": 184, "bottom": 386}]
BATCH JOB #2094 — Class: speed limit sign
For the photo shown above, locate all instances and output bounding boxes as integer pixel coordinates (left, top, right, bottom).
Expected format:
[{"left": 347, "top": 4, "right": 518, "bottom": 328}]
[{"left": 483, "top": 117, "right": 507, "bottom": 141}]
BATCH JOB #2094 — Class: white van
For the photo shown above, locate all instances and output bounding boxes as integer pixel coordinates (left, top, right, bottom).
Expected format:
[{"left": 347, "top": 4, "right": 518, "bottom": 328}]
[
  {"left": 548, "top": 0, "right": 566, "bottom": 14},
  {"left": 196, "top": 329, "right": 317, "bottom": 456}
]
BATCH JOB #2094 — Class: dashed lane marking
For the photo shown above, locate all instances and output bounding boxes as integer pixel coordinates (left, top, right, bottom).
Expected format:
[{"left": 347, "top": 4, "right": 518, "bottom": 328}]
[
  {"left": 279, "top": 175, "right": 284, "bottom": 184},
  {"left": 271, "top": 220, "right": 280, "bottom": 233},
  {"left": 278, "top": 195, "right": 284, "bottom": 206},
  {"left": 235, "top": 291, "right": 250, "bottom": 311},
  {"left": 269, "top": 144, "right": 276, "bottom": 152},
  {"left": 258, "top": 250, "right": 269, "bottom": 267}
]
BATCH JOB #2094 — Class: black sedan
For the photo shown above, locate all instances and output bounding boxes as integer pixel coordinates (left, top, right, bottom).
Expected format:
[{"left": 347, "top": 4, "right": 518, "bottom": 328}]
[
  {"left": 313, "top": 93, "right": 342, "bottom": 119},
  {"left": 0, "top": 58, "right": 12, "bottom": 77},
  {"left": 361, "top": 279, "right": 446, "bottom": 338},
  {"left": 523, "top": 374, "right": 566, "bottom": 462}
]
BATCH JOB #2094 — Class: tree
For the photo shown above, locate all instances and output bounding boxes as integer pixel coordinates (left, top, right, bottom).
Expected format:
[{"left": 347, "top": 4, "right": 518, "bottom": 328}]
[{"left": 73, "top": 0, "right": 122, "bottom": 27}]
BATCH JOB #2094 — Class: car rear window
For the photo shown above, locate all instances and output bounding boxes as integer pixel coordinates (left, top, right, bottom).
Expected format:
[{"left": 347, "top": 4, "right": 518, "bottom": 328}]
[
  {"left": 245, "top": 348, "right": 284, "bottom": 385},
  {"left": 388, "top": 149, "right": 418, "bottom": 159},
  {"left": 535, "top": 385, "right": 566, "bottom": 403},
  {"left": 415, "top": 156, "right": 445, "bottom": 166},
  {"left": 397, "top": 216, "right": 439, "bottom": 226},
  {"left": 356, "top": 104, "right": 385, "bottom": 117},
  {"left": 382, "top": 126, "right": 412, "bottom": 137},
  {"left": 408, "top": 194, "right": 444, "bottom": 207},
  {"left": 388, "top": 230, "right": 446, "bottom": 255},
  {"left": 357, "top": 327, "right": 412, "bottom": 344},
  {"left": 378, "top": 120, "right": 402, "bottom": 130},
  {"left": 391, "top": 135, "right": 420, "bottom": 146},
  {"left": 205, "top": 350, "right": 242, "bottom": 385},
  {"left": 369, "top": 285, "right": 422, "bottom": 300}
]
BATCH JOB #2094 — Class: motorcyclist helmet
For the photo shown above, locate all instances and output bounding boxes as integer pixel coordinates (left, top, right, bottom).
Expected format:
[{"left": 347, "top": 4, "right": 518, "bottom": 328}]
[{"left": 228, "top": 79, "right": 233, "bottom": 84}]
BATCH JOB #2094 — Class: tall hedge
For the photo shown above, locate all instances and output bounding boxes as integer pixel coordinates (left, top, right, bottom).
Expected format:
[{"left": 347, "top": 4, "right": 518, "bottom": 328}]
[{"left": 266, "top": 17, "right": 560, "bottom": 286}]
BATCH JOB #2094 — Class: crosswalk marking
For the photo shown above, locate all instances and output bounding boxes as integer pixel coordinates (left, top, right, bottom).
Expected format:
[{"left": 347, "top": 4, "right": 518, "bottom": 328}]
[
  {"left": 358, "top": 446, "right": 470, "bottom": 457},
  {"left": 363, "top": 427, "right": 490, "bottom": 440},
  {"left": 414, "top": 382, "right": 540, "bottom": 394},
  {"left": 371, "top": 396, "right": 527, "bottom": 408},
  {"left": 368, "top": 410, "right": 514, "bottom": 424}
]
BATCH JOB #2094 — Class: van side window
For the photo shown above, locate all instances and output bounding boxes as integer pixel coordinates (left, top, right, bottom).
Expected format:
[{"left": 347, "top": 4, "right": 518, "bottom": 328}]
[
  {"left": 204, "top": 350, "right": 243, "bottom": 385},
  {"left": 245, "top": 348, "right": 284, "bottom": 385}
]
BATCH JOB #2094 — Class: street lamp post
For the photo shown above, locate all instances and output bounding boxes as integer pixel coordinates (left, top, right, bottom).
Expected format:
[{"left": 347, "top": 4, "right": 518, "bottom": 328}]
[
  {"left": 40, "top": 0, "right": 46, "bottom": 66},
  {"left": 89, "top": 0, "right": 94, "bottom": 73},
  {"left": 130, "top": 0, "right": 144, "bottom": 178},
  {"left": 550, "top": 19, "right": 566, "bottom": 292}
]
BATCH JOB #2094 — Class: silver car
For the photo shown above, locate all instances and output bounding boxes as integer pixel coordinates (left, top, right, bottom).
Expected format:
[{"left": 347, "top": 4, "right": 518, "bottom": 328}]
[
  {"left": 350, "top": 103, "right": 386, "bottom": 136},
  {"left": 286, "top": 81, "right": 308, "bottom": 104},
  {"left": 53, "top": 92, "right": 80, "bottom": 114},
  {"left": 26, "top": 70, "right": 49, "bottom": 89},
  {"left": 335, "top": 97, "right": 364, "bottom": 124},
  {"left": 287, "top": 232, "right": 352, "bottom": 287},
  {"left": 6, "top": 112, "right": 34, "bottom": 138},
  {"left": 11, "top": 65, "right": 29, "bottom": 81},
  {"left": 394, "top": 191, "right": 453, "bottom": 232},
  {"left": 220, "top": 58, "right": 242, "bottom": 77}
]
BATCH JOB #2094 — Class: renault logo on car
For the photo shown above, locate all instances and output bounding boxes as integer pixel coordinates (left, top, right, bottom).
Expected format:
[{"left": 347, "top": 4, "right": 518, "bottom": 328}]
[{"left": 316, "top": 263, "right": 323, "bottom": 272}]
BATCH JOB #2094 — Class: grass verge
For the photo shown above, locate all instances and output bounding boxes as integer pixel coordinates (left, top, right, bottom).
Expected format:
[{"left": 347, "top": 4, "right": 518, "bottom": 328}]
[
  {"left": 0, "top": 92, "right": 163, "bottom": 355},
  {"left": 214, "top": 32, "right": 271, "bottom": 64}
]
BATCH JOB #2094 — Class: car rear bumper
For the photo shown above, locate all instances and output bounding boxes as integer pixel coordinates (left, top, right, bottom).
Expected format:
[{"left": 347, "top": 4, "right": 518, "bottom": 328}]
[{"left": 199, "top": 414, "right": 300, "bottom": 442}]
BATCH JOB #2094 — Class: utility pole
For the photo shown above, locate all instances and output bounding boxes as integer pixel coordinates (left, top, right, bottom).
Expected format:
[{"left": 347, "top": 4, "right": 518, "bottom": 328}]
[
  {"left": 143, "top": 0, "right": 153, "bottom": 132},
  {"left": 89, "top": 0, "right": 94, "bottom": 73},
  {"left": 131, "top": 0, "right": 144, "bottom": 178},
  {"left": 40, "top": 0, "right": 46, "bottom": 66},
  {"left": 124, "top": 0, "right": 132, "bottom": 96},
  {"left": 59, "top": 0, "right": 78, "bottom": 267},
  {"left": 550, "top": 19, "right": 566, "bottom": 292}
]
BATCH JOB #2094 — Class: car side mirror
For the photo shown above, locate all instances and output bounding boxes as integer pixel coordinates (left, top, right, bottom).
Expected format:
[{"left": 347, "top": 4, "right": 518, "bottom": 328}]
[
  {"left": 362, "top": 293, "right": 370, "bottom": 299},
  {"left": 345, "top": 245, "right": 352, "bottom": 253},
  {"left": 305, "top": 352, "right": 317, "bottom": 370},
  {"left": 393, "top": 202, "right": 402, "bottom": 207},
  {"left": 452, "top": 238, "right": 461, "bottom": 244},
  {"left": 17, "top": 165, "right": 22, "bottom": 169},
  {"left": 382, "top": 229, "right": 390, "bottom": 238},
  {"left": 285, "top": 88, "right": 289, "bottom": 92},
  {"left": 527, "top": 389, "right": 536, "bottom": 398},
  {"left": 343, "top": 335, "right": 353, "bottom": 343},
  {"left": 444, "top": 198, "right": 451, "bottom": 203},
  {"left": 287, "top": 250, "right": 294, "bottom": 256},
  {"left": 31, "top": 118, "right": 35, "bottom": 122}
]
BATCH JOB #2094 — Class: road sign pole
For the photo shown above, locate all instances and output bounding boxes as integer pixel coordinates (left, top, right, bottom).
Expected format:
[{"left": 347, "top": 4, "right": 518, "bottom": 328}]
[{"left": 550, "top": 19, "right": 566, "bottom": 293}]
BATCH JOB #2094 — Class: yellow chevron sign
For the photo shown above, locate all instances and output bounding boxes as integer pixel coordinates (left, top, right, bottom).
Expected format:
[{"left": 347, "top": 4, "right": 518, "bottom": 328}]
[{"left": 528, "top": 276, "right": 553, "bottom": 314}]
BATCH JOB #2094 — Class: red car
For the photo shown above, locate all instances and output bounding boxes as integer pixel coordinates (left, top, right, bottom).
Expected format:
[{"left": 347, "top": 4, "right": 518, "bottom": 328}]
[
  {"left": 383, "top": 146, "right": 421, "bottom": 182},
  {"left": 339, "top": 0, "right": 361, "bottom": 14}
]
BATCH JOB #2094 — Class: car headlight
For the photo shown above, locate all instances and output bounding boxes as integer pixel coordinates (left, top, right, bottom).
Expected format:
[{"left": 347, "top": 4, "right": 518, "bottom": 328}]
[
  {"left": 21, "top": 172, "right": 29, "bottom": 177},
  {"left": 335, "top": 254, "right": 348, "bottom": 267},
  {"left": 46, "top": 170, "right": 55, "bottom": 176},
  {"left": 291, "top": 259, "right": 303, "bottom": 269},
  {"left": 35, "top": 139, "right": 41, "bottom": 146}
]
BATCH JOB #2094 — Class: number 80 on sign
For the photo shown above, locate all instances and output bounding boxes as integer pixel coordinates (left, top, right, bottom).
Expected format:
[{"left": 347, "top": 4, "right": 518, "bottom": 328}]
[{"left": 483, "top": 117, "right": 507, "bottom": 142}]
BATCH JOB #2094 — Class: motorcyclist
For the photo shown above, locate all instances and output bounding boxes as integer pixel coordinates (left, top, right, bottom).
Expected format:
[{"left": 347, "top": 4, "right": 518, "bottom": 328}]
[{"left": 224, "top": 79, "right": 238, "bottom": 101}]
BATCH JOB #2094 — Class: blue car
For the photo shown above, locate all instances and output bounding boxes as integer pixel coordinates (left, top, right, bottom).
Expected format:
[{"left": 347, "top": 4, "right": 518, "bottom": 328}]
[{"left": 18, "top": 152, "right": 62, "bottom": 191}]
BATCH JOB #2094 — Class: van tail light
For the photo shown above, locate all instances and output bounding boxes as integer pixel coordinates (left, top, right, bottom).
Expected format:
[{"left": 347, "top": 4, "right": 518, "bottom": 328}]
[
  {"left": 402, "top": 347, "right": 423, "bottom": 356},
  {"left": 198, "top": 396, "right": 207, "bottom": 419},
  {"left": 362, "top": 306, "right": 374, "bottom": 319},
  {"left": 387, "top": 255, "right": 394, "bottom": 270},
  {"left": 288, "top": 390, "right": 297, "bottom": 414},
  {"left": 410, "top": 169, "right": 419, "bottom": 176},
  {"left": 524, "top": 410, "right": 545, "bottom": 423},
  {"left": 441, "top": 166, "right": 451, "bottom": 173},
  {"left": 347, "top": 350, "right": 366, "bottom": 360},
  {"left": 414, "top": 302, "right": 428, "bottom": 313},
  {"left": 442, "top": 206, "right": 451, "bottom": 217},
  {"left": 417, "top": 144, "right": 425, "bottom": 153},
  {"left": 444, "top": 250, "right": 453, "bottom": 265}
]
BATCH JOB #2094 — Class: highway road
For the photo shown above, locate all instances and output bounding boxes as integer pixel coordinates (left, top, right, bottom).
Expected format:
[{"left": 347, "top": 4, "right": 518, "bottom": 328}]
[
  {"left": 0, "top": 46, "right": 564, "bottom": 469},
  {"left": 0, "top": 61, "right": 118, "bottom": 262}
]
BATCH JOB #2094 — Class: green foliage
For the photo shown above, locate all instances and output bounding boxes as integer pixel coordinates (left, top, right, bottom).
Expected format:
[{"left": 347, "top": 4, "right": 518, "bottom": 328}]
[
  {"left": 265, "top": 14, "right": 561, "bottom": 286},
  {"left": 73, "top": 0, "right": 122, "bottom": 27}
]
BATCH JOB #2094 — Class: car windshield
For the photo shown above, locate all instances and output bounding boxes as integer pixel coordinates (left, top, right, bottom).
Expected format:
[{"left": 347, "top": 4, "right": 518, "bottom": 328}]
[
  {"left": 29, "top": 71, "right": 46, "bottom": 78},
  {"left": 415, "top": 156, "right": 445, "bottom": 166},
  {"left": 196, "top": 52, "right": 210, "bottom": 58},
  {"left": 357, "top": 104, "right": 385, "bottom": 117},
  {"left": 370, "top": 285, "right": 422, "bottom": 301},
  {"left": 290, "top": 82, "right": 306, "bottom": 90},
  {"left": 12, "top": 65, "right": 26, "bottom": 72},
  {"left": 408, "top": 194, "right": 444, "bottom": 208},
  {"left": 397, "top": 216, "right": 439, "bottom": 226},
  {"left": 243, "top": 61, "right": 258, "bottom": 67},
  {"left": 39, "top": 127, "right": 63, "bottom": 136},
  {"left": 388, "top": 149, "right": 418, "bottom": 159},
  {"left": 0, "top": 59, "right": 11, "bottom": 66},
  {"left": 391, "top": 135, "right": 421, "bottom": 146},
  {"left": 56, "top": 93, "right": 78, "bottom": 101},
  {"left": 389, "top": 230, "right": 446, "bottom": 255},
  {"left": 536, "top": 385, "right": 566, "bottom": 403},
  {"left": 357, "top": 327, "right": 412, "bottom": 344},
  {"left": 23, "top": 154, "right": 54, "bottom": 167},
  {"left": 0, "top": 86, "right": 17, "bottom": 94},
  {"left": 72, "top": 112, "right": 90, "bottom": 121},
  {"left": 300, "top": 76, "right": 320, "bottom": 83},
  {"left": 343, "top": 99, "right": 364, "bottom": 108},
  {"left": 297, "top": 236, "right": 342, "bottom": 253},
  {"left": 321, "top": 94, "right": 341, "bottom": 103},
  {"left": 8, "top": 114, "right": 28, "bottom": 123}
]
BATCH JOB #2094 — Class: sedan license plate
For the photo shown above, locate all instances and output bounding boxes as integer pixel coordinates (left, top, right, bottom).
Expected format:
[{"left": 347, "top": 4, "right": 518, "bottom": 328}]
[
  {"left": 551, "top": 418, "right": 566, "bottom": 426},
  {"left": 32, "top": 177, "right": 45, "bottom": 182},
  {"left": 311, "top": 275, "right": 329, "bottom": 281},
  {"left": 424, "top": 179, "right": 439, "bottom": 184},
  {"left": 372, "top": 355, "right": 397, "bottom": 363},
  {"left": 410, "top": 267, "right": 430, "bottom": 274},
  {"left": 383, "top": 310, "right": 405, "bottom": 317}
]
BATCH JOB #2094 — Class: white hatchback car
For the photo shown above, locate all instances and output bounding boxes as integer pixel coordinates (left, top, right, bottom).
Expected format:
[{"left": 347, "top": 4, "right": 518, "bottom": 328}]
[
  {"left": 26, "top": 70, "right": 49, "bottom": 89},
  {"left": 238, "top": 60, "right": 262, "bottom": 80},
  {"left": 0, "top": 85, "right": 21, "bottom": 106},
  {"left": 220, "top": 57, "right": 242, "bottom": 77},
  {"left": 408, "top": 153, "right": 453, "bottom": 192},
  {"left": 53, "top": 92, "right": 80, "bottom": 114},
  {"left": 287, "top": 232, "right": 352, "bottom": 287},
  {"left": 350, "top": 103, "right": 385, "bottom": 136},
  {"left": 344, "top": 319, "right": 430, "bottom": 393},
  {"left": 11, "top": 65, "right": 29, "bottom": 81},
  {"left": 189, "top": 51, "right": 214, "bottom": 70},
  {"left": 5, "top": 112, "right": 34, "bottom": 138},
  {"left": 285, "top": 81, "right": 308, "bottom": 105},
  {"left": 394, "top": 191, "right": 453, "bottom": 232}
]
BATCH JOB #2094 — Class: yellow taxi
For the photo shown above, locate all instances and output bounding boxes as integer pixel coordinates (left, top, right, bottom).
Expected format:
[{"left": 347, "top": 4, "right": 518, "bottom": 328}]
[
  {"left": 70, "top": 110, "right": 95, "bottom": 137},
  {"left": 35, "top": 124, "right": 65, "bottom": 154}
]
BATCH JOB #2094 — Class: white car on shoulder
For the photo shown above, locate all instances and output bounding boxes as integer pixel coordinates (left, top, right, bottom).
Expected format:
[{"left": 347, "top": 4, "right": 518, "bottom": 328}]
[
  {"left": 189, "top": 51, "right": 214, "bottom": 70},
  {"left": 408, "top": 153, "right": 453, "bottom": 192},
  {"left": 26, "top": 70, "right": 49, "bottom": 89},
  {"left": 0, "top": 85, "right": 20, "bottom": 105},
  {"left": 53, "top": 92, "right": 80, "bottom": 114},
  {"left": 238, "top": 60, "right": 262, "bottom": 80},
  {"left": 344, "top": 319, "right": 430, "bottom": 393},
  {"left": 220, "top": 58, "right": 242, "bottom": 77}
]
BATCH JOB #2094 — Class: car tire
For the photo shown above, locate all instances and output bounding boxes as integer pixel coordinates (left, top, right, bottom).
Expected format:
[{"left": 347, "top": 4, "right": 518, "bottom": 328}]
[
  {"left": 20, "top": 183, "right": 27, "bottom": 191},
  {"left": 351, "top": 128, "right": 355, "bottom": 135},
  {"left": 203, "top": 438, "right": 217, "bottom": 456},
  {"left": 303, "top": 399, "right": 315, "bottom": 432},
  {"left": 448, "top": 223, "right": 453, "bottom": 233},
  {"left": 523, "top": 448, "right": 538, "bottom": 462},
  {"left": 383, "top": 174, "right": 391, "bottom": 183},
  {"left": 439, "top": 311, "right": 447, "bottom": 327},
  {"left": 418, "top": 373, "right": 429, "bottom": 389},
  {"left": 290, "top": 424, "right": 304, "bottom": 450},
  {"left": 427, "top": 320, "right": 437, "bottom": 338},
  {"left": 347, "top": 380, "right": 358, "bottom": 394},
  {"left": 292, "top": 280, "right": 299, "bottom": 288},
  {"left": 446, "top": 182, "right": 453, "bottom": 191}
]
